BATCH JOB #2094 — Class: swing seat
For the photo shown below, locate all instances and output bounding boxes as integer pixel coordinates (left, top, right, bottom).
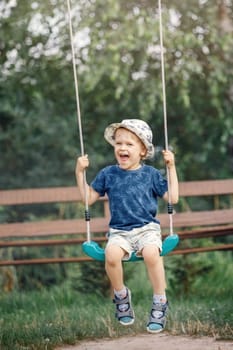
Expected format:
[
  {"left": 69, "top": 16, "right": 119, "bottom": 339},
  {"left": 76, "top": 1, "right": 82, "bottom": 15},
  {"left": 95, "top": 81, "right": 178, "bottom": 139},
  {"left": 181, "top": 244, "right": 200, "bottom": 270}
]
[
  {"left": 160, "top": 233, "right": 179, "bottom": 256},
  {"left": 82, "top": 233, "right": 179, "bottom": 262},
  {"left": 82, "top": 240, "right": 105, "bottom": 262}
]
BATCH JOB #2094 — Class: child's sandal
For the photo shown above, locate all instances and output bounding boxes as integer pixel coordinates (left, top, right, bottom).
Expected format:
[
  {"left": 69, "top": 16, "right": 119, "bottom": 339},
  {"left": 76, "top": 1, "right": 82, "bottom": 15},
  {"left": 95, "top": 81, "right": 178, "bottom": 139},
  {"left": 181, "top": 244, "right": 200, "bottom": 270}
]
[
  {"left": 113, "top": 288, "right": 135, "bottom": 326},
  {"left": 146, "top": 301, "right": 168, "bottom": 333}
]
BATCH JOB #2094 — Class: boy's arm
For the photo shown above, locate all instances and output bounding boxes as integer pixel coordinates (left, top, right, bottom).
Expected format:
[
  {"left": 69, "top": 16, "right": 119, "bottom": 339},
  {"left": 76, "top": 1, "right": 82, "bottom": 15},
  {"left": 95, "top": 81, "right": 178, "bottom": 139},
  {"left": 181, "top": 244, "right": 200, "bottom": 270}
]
[
  {"left": 75, "top": 155, "right": 100, "bottom": 205},
  {"left": 162, "top": 150, "right": 179, "bottom": 204}
]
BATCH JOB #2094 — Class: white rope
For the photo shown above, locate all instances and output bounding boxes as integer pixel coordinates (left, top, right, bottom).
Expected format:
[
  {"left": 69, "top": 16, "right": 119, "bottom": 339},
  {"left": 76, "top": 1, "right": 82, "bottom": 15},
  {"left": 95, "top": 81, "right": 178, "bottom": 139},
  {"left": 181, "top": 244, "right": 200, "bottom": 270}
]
[
  {"left": 158, "top": 0, "right": 174, "bottom": 235},
  {"left": 66, "top": 0, "right": 91, "bottom": 241}
]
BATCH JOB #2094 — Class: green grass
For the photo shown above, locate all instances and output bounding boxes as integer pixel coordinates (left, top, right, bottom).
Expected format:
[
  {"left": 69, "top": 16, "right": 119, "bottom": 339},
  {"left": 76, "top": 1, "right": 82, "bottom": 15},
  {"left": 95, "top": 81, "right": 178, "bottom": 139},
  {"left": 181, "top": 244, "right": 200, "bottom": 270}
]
[
  {"left": 0, "top": 251, "right": 232, "bottom": 349},
  {"left": 0, "top": 286, "right": 232, "bottom": 350}
]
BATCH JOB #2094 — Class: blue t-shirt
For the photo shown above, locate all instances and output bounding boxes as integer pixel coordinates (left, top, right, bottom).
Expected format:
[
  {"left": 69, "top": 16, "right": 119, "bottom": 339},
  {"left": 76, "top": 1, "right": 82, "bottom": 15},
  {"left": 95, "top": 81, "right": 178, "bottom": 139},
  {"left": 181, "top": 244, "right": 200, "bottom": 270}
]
[{"left": 91, "top": 164, "right": 168, "bottom": 231}]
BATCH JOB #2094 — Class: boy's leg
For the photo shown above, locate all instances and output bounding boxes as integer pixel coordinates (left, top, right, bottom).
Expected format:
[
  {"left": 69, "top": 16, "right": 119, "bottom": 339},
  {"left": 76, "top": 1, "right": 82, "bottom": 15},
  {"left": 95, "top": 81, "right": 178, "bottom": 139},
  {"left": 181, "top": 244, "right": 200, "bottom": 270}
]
[
  {"left": 142, "top": 245, "right": 168, "bottom": 333},
  {"left": 105, "top": 244, "right": 125, "bottom": 291},
  {"left": 105, "top": 244, "right": 135, "bottom": 325},
  {"left": 142, "top": 245, "right": 166, "bottom": 295}
]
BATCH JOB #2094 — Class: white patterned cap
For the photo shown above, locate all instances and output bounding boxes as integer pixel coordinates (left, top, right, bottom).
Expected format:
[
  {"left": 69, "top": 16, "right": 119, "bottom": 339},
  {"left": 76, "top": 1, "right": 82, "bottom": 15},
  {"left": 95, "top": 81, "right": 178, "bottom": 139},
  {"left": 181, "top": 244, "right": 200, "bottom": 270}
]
[{"left": 104, "top": 119, "right": 155, "bottom": 159}]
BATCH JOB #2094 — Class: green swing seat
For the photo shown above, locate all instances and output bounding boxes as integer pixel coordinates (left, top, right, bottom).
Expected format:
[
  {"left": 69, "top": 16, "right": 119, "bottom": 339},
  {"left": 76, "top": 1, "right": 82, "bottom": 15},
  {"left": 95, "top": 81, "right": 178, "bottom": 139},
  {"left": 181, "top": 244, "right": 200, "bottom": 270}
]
[{"left": 82, "top": 233, "right": 179, "bottom": 262}]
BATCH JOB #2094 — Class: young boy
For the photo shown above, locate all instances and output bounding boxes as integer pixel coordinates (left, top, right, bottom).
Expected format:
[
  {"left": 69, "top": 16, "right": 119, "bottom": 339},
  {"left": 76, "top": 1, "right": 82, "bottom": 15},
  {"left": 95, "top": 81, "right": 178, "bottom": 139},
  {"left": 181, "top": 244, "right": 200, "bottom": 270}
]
[{"left": 76, "top": 119, "right": 178, "bottom": 333}]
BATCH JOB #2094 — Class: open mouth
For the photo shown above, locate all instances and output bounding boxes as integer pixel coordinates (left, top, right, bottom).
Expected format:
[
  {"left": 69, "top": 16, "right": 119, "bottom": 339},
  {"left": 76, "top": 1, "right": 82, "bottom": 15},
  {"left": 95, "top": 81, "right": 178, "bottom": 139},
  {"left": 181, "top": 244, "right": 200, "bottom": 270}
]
[{"left": 119, "top": 154, "right": 129, "bottom": 161}]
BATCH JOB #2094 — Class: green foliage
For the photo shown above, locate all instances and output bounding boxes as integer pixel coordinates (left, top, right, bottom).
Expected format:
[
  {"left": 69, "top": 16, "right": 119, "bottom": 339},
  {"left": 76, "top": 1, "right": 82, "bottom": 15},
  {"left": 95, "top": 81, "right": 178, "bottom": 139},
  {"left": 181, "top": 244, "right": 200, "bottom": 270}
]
[
  {"left": 75, "top": 261, "right": 111, "bottom": 297},
  {"left": 165, "top": 250, "right": 233, "bottom": 297},
  {"left": 14, "top": 251, "right": 67, "bottom": 290},
  {"left": 79, "top": 0, "right": 233, "bottom": 180},
  {"left": 1, "top": 0, "right": 233, "bottom": 189}
]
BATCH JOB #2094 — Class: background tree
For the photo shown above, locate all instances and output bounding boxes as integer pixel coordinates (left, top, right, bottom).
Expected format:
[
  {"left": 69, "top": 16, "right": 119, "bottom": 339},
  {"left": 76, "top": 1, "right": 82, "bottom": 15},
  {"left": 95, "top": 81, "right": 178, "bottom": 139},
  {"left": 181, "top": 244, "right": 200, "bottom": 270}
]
[{"left": 1, "top": 0, "right": 232, "bottom": 189}]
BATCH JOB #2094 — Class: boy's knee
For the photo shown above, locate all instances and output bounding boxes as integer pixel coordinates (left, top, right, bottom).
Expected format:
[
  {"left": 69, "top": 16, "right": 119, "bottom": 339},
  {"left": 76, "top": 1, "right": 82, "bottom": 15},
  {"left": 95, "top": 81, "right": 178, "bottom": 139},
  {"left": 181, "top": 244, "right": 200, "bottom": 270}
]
[
  {"left": 105, "top": 245, "right": 124, "bottom": 265},
  {"left": 142, "top": 245, "right": 160, "bottom": 263}
]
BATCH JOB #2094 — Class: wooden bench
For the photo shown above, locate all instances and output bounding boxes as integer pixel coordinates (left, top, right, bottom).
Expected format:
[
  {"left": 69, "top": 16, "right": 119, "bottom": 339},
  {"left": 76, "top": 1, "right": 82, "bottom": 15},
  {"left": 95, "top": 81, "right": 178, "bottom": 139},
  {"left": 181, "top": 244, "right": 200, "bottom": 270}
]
[{"left": 0, "top": 179, "right": 232, "bottom": 266}]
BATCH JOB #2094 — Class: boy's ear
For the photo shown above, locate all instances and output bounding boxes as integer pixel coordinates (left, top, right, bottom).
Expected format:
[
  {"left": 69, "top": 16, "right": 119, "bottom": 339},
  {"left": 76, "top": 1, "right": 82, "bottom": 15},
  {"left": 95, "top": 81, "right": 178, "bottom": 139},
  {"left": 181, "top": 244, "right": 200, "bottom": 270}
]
[
  {"left": 140, "top": 148, "right": 147, "bottom": 158},
  {"left": 141, "top": 144, "right": 147, "bottom": 156}
]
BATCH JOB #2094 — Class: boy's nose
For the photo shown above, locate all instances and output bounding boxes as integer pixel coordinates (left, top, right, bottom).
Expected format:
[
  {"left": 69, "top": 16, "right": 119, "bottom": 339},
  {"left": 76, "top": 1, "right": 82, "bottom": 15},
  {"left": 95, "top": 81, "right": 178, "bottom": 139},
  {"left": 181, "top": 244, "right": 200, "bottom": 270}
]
[{"left": 120, "top": 144, "right": 127, "bottom": 150}]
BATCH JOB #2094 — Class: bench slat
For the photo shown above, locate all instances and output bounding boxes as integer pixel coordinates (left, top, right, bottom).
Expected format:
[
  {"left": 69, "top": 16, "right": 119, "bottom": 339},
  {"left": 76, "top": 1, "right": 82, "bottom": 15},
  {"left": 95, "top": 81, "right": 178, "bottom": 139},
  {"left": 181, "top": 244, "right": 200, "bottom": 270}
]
[
  {"left": 1, "top": 179, "right": 232, "bottom": 206},
  {"left": 0, "top": 218, "right": 109, "bottom": 238},
  {"left": 0, "top": 209, "right": 232, "bottom": 238},
  {"left": 179, "top": 179, "right": 233, "bottom": 196},
  {"left": 167, "top": 208, "right": 233, "bottom": 227},
  {"left": 0, "top": 187, "right": 81, "bottom": 205}
]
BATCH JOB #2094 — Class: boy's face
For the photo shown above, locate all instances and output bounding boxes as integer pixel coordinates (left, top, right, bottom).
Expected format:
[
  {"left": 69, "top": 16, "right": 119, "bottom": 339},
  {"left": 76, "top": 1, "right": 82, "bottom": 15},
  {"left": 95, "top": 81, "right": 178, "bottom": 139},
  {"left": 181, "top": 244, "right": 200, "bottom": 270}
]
[{"left": 114, "top": 128, "right": 147, "bottom": 170}]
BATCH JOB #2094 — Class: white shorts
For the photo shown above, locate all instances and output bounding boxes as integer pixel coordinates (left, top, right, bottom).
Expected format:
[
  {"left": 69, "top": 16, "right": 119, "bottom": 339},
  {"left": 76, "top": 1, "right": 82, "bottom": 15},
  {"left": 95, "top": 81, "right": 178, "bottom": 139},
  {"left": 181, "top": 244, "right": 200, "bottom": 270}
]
[{"left": 106, "top": 222, "right": 162, "bottom": 260}]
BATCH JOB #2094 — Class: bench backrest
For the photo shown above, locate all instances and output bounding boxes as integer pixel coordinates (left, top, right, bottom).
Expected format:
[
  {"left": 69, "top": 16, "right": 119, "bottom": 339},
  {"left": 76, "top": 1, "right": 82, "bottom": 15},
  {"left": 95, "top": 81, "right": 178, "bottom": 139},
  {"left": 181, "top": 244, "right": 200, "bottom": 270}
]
[
  {"left": 0, "top": 179, "right": 232, "bottom": 264},
  {"left": 1, "top": 179, "right": 232, "bottom": 233}
]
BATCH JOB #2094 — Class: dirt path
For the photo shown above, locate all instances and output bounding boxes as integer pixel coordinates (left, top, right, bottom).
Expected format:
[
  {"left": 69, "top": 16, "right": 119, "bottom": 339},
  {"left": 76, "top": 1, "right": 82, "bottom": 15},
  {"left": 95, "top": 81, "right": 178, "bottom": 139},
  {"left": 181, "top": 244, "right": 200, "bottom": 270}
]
[{"left": 57, "top": 333, "right": 233, "bottom": 350}]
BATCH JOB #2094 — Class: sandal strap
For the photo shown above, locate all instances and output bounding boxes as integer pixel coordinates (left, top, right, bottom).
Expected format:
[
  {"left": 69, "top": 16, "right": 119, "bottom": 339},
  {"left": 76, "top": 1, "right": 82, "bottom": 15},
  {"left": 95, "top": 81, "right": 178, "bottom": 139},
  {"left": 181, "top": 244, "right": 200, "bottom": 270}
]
[
  {"left": 148, "top": 301, "right": 168, "bottom": 328},
  {"left": 113, "top": 289, "right": 134, "bottom": 320}
]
